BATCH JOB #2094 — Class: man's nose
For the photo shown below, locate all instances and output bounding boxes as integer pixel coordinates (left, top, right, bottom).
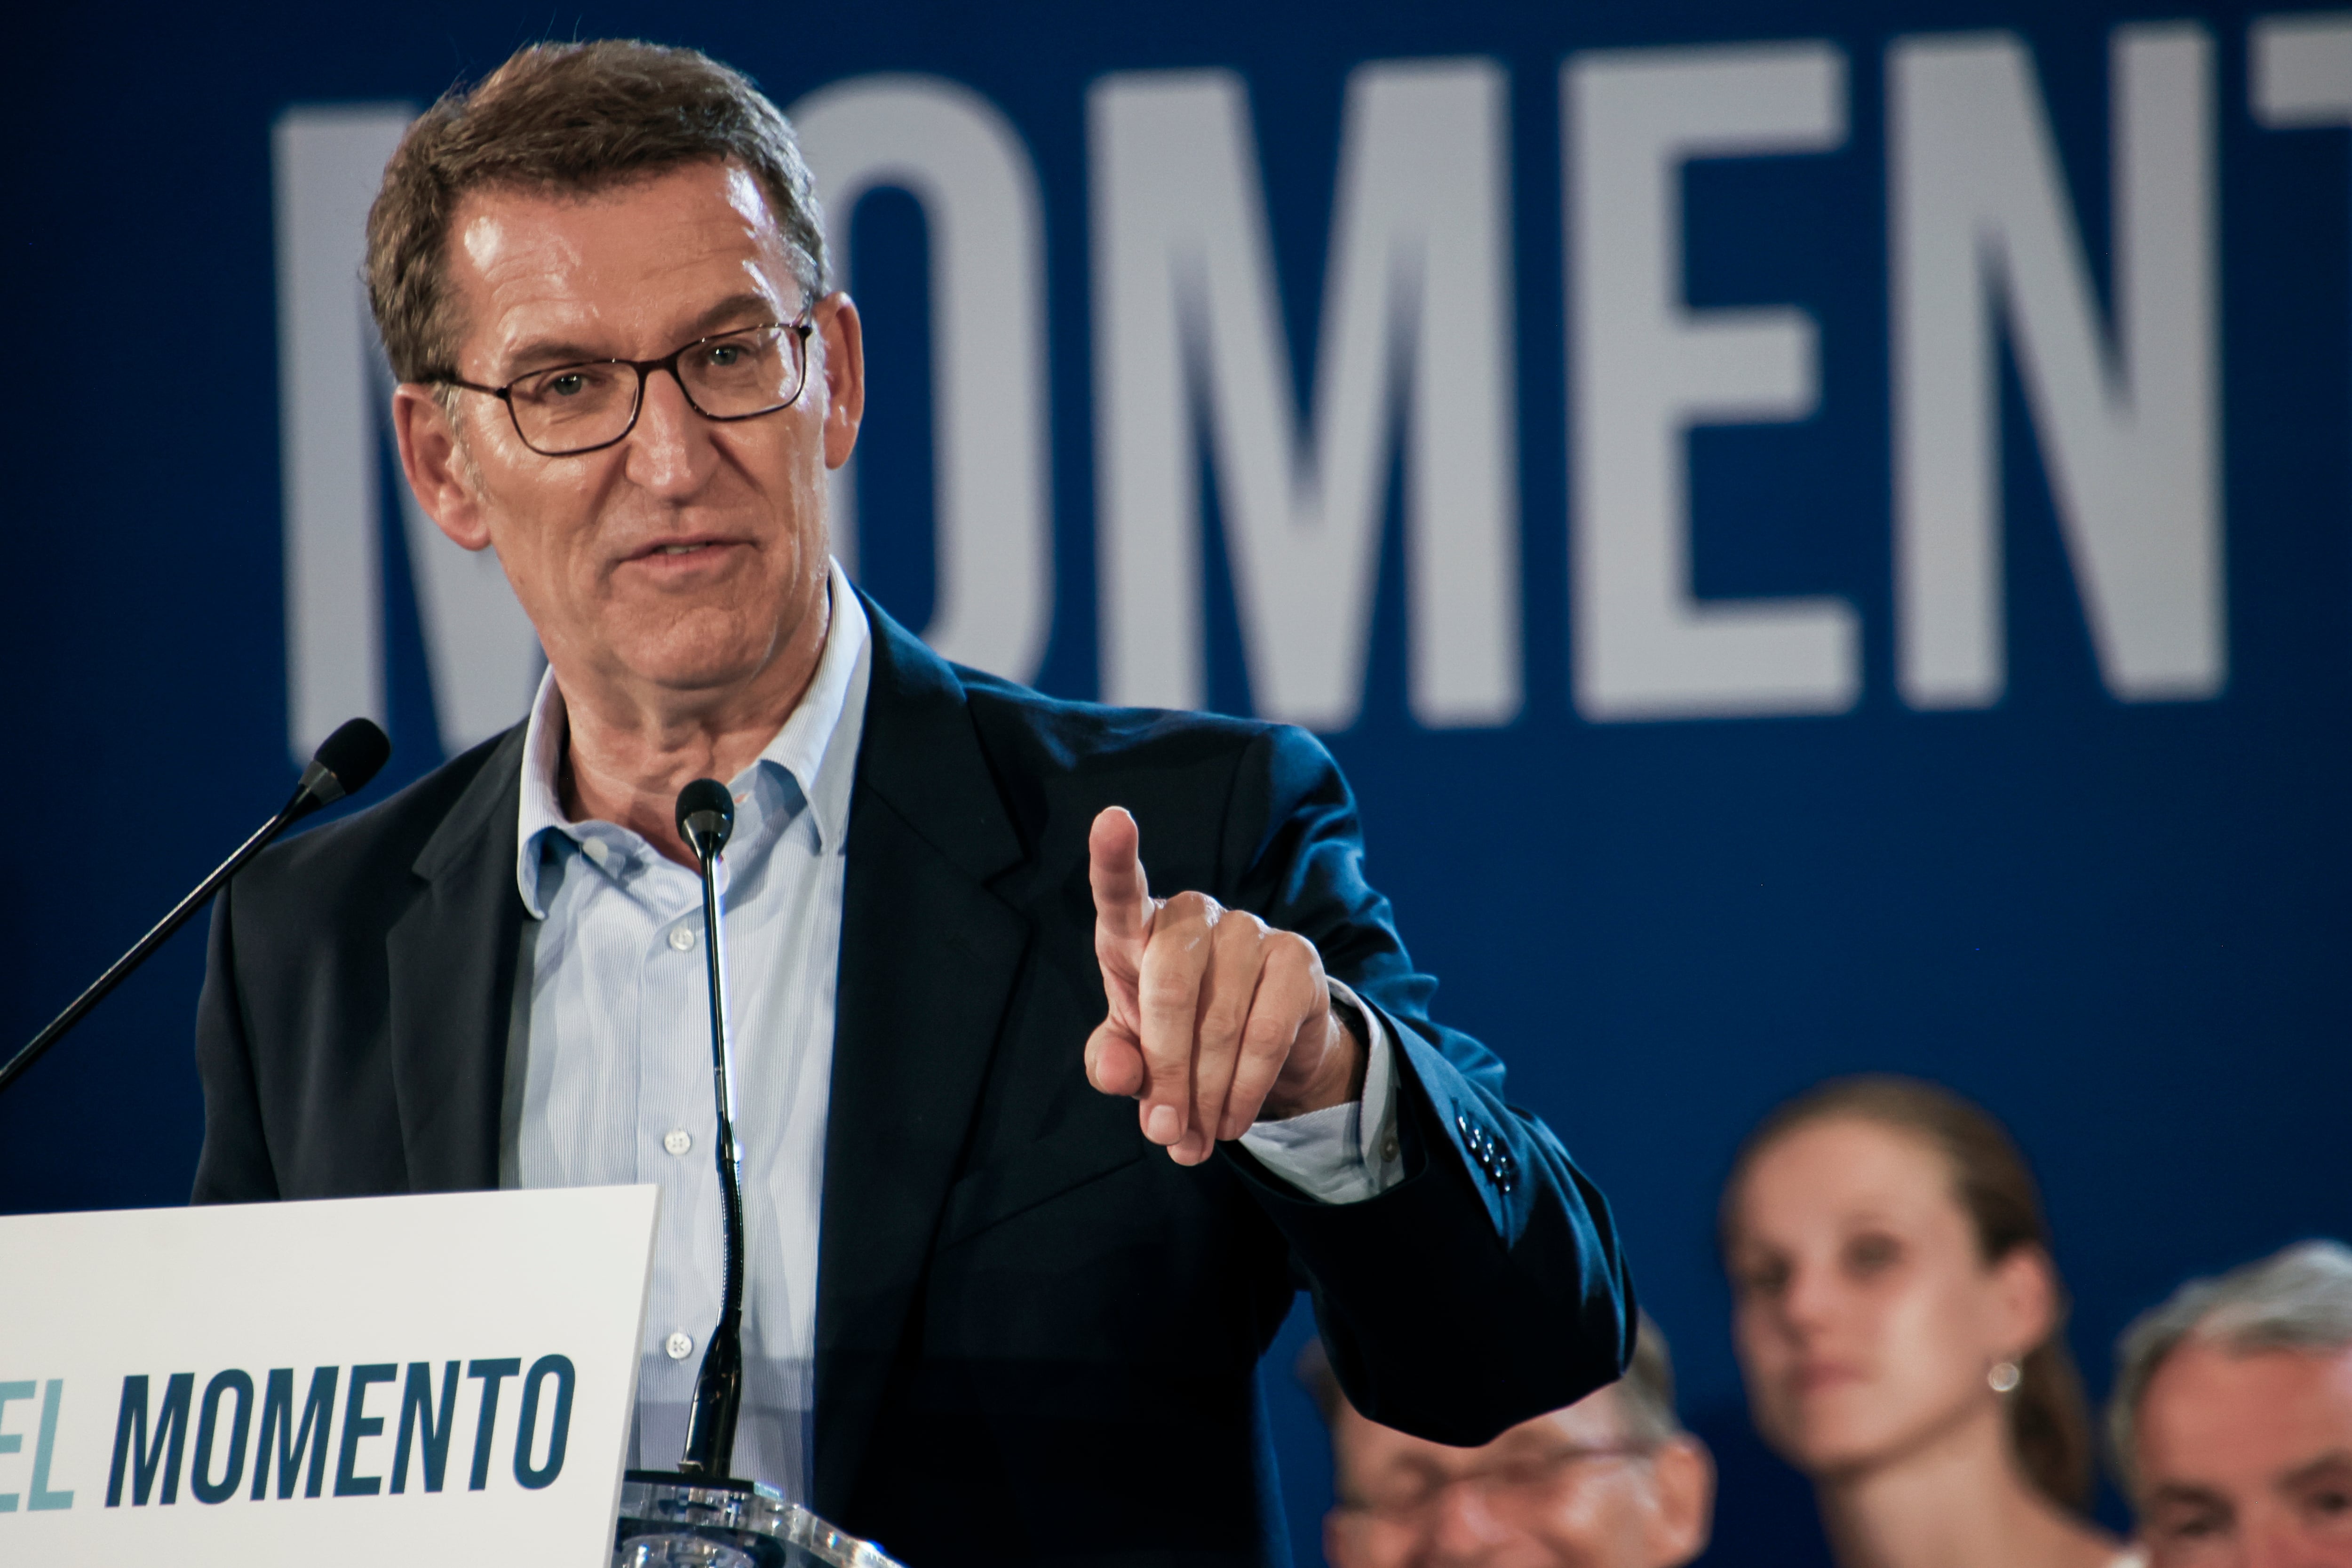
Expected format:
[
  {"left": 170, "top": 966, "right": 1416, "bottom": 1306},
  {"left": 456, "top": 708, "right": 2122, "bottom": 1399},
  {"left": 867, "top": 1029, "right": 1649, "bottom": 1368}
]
[
  {"left": 623, "top": 366, "right": 717, "bottom": 493},
  {"left": 1421, "top": 1480, "right": 1514, "bottom": 1566},
  {"left": 2239, "top": 1513, "right": 2335, "bottom": 1568}
]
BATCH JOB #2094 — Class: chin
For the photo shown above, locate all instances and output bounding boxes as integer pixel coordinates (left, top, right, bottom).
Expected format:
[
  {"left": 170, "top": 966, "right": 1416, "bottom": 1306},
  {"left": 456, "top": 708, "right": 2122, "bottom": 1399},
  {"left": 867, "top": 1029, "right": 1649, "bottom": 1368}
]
[
  {"left": 1768, "top": 1394, "right": 1916, "bottom": 1481},
  {"left": 615, "top": 618, "right": 784, "bottom": 691}
]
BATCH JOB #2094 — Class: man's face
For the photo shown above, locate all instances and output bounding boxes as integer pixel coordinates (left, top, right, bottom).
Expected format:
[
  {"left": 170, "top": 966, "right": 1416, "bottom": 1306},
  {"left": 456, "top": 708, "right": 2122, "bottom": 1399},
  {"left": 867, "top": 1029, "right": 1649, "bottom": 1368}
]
[
  {"left": 1323, "top": 1386, "right": 1711, "bottom": 1568},
  {"left": 394, "top": 159, "right": 861, "bottom": 708},
  {"left": 2134, "top": 1338, "right": 2352, "bottom": 1568}
]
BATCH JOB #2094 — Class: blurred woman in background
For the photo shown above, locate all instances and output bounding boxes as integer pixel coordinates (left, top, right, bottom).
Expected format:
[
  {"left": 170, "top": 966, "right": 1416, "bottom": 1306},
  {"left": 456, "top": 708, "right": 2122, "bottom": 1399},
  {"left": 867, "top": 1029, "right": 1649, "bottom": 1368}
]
[{"left": 1719, "top": 1076, "right": 2128, "bottom": 1568}]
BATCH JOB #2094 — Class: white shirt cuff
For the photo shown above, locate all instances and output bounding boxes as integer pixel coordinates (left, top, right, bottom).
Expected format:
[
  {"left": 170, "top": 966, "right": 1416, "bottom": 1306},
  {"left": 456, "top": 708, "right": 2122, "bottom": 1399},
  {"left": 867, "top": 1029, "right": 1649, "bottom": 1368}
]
[{"left": 1235, "top": 979, "right": 1405, "bottom": 1204}]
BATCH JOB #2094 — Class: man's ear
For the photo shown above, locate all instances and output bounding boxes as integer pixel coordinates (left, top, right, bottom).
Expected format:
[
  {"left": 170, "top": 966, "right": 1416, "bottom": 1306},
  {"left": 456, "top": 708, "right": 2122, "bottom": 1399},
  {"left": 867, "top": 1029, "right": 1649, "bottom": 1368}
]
[
  {"left": 1645, "top": 1434, "right": 1715, "bottom": 1568},
  {"left": 392, "top": 383, "right": 493, "bottom": 552},
  {"left": 815, "top": 291, "right": 865, "bottom": 470}
]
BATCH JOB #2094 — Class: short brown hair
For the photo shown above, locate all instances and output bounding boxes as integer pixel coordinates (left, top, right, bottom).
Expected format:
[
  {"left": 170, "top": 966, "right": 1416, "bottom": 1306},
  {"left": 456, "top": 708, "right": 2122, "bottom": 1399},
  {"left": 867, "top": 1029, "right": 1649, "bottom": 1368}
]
[
  {"left": 1720, "top": 1075, "right": 2096, "bottom": 1512},
  {"left": 364, "top": 39, "right": 826, "bottom": 383}
]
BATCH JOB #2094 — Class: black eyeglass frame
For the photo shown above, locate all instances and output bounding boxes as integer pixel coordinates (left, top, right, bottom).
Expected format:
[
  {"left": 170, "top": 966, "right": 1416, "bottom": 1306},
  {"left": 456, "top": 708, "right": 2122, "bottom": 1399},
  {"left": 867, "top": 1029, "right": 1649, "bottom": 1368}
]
[
  {"left": 1330, "top": 1441, "right": 1662, "bottom": 1522},
  {"left": 433, "top": 311, "right": 817, "bottom": 457}
]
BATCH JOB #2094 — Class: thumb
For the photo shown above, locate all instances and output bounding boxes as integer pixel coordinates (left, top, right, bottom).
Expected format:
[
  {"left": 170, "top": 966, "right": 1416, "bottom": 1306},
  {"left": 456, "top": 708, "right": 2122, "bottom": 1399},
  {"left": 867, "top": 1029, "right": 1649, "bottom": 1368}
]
[{"left": 1089, "top": 806, "right": 1154, "bottom": 949}]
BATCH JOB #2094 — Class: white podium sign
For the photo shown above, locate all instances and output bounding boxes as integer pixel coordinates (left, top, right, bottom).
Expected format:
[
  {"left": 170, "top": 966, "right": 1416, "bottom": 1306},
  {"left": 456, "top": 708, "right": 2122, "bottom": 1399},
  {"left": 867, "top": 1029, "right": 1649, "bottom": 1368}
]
[{"left": 0, "top": 1186, "right": 657, "bottom": 1566}]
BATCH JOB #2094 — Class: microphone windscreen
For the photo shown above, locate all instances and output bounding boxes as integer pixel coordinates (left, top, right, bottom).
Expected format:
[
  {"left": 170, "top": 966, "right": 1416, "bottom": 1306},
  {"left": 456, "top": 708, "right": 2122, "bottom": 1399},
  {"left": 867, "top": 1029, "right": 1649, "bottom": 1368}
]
[
  {"left": 315, "top": 718, "right": 392, "bottom": 796},
  {"left": 675, "top": 778, "right": 735, "bottom": 855}
]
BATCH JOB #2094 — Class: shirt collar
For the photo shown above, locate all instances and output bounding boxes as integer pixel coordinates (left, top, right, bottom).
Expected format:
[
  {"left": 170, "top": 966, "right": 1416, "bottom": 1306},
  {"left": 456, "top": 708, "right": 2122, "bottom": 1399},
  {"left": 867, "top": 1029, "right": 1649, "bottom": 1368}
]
[{"left": 515, "top": 558, "right": 872, "bottom": 918}]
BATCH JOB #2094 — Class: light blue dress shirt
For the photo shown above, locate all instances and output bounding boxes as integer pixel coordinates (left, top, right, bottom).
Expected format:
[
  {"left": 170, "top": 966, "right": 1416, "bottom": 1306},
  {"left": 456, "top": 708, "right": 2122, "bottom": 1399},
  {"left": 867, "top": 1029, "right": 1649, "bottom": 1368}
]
[{"left": 501, "top": 560, "right": 1399, "bottom": 1498}]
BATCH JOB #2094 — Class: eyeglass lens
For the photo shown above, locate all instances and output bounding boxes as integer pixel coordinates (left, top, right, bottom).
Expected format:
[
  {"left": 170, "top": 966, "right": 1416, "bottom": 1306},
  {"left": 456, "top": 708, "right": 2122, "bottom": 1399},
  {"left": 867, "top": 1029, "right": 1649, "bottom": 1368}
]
[
  {"left": 1348, "top": 1445, "right": 1645, "bottom": 1523},
  {"left": 505, "top": 326, "right": 806, "bottom": 455}
]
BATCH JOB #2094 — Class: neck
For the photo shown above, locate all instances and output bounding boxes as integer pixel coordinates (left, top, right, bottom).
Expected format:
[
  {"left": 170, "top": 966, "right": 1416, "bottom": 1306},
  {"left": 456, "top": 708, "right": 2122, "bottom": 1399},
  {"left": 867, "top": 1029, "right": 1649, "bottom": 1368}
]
[
  {"left": 555, "top": 586, "right": 833, "bottom": 866},
  {"left": 1815, "top": 1403, "right": 2116, "bottom": 1568}
]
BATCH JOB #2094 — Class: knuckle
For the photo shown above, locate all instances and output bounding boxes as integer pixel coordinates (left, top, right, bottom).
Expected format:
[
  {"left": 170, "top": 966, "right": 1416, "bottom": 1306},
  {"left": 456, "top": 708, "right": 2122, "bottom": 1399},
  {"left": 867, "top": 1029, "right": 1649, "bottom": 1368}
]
[
  {"left": 1139, "top": 969, "right": 1200, "bottom": 1018},
  {"left": 1164, "top": 890, "right": 1222, "bottom": 927},
  {"left": 1215, "top": 909, "right": 1270, "bottom": 956},
  {"left": 1271, "top": 930, "right": 1322, "bottom": 979},
  {"left": 1242, "top": 1011, "right": 1296, "bottom": 1061},
  {"left": 1197, "top": 992, "right": 1249, "bottom": 1049}
]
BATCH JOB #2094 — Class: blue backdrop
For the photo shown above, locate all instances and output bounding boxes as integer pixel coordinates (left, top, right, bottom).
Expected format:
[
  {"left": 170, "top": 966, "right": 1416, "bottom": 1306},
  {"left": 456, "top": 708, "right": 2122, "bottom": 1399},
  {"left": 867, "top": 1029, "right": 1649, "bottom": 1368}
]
[{"left": 5, "top": 3, "right": 2350, "bottom": 1565}]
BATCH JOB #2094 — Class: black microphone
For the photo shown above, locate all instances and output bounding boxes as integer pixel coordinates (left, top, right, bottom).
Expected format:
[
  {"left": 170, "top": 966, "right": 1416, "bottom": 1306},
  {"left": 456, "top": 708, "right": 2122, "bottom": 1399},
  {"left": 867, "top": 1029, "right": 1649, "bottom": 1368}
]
[
  {"left": 0, "top": 717, "right": 392, "bottom": 1098},
  {"left": 673, "top": 777, "right": 748, "bottom": 1481}
]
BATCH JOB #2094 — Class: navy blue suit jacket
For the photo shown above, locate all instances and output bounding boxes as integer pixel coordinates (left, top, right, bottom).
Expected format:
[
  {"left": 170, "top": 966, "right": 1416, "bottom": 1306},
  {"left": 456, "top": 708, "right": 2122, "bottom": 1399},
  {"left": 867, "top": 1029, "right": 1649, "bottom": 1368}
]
[{"left": 193, "top": 594, "right": 1633, "bottom": 1566}]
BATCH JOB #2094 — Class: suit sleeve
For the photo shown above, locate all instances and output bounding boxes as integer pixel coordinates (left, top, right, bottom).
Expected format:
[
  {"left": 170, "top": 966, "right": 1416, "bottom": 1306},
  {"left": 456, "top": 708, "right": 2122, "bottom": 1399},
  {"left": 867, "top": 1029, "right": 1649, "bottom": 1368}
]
[
  {"left": 1214, "top": 724, "right": 1635, "bottom": 1447},
  {"left": 191, "top": 879, "right": 280, "bottom": 1204}
]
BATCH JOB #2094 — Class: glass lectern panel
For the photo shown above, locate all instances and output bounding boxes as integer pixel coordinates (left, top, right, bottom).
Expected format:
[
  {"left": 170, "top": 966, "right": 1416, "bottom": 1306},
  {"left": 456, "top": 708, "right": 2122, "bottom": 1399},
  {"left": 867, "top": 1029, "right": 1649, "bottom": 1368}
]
[{"left": 615, "top": 1474, "right": 906, "bottom": 1568}]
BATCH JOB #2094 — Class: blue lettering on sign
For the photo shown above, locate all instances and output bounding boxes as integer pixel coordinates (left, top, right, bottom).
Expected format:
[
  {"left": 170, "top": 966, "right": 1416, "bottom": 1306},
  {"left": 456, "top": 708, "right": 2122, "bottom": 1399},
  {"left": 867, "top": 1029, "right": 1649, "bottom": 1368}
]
[
  {"left": 1, "top": 1380, "right": 74, "bottom": 1512},
  {"left": 6, "top": 1358, "right": 577, "bottom": 1516},
  {"left": 391, "top": 1361, "right": 461, "bottom": 1494},
  {"left": 334, "top": 1363, "right": 397, "bottom": 1496},
  {"left": 106, "top": 1373, "right": 194, "bottom": 1507},
  {"left": 511, "top": 1354, "right": 574, "bottom": 1491},
  {"left": 0, "top": 1380, "right": 30, "bottom": 1512},
  {"left": 464, "top": 1359, "right": 520, "bottom": 1493},
  {"left": 191, "top": 1370, "right": 255, "bottom": 1505},
  {"left": 253, "top": 1366, "right": 339, "bottom": 1500},
  {"left": 29, "top": 1382, "right": 72, "bottom": 1511}
]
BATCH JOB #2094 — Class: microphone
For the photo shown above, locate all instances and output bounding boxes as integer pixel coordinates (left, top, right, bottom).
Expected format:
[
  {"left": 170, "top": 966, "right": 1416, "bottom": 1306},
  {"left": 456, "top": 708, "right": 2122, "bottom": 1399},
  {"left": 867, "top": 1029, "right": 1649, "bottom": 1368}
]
[
  {"left": 673, "top": 777, "right": 747, "bottom": 1480},
  {"left": 612, "top": 779, "right": 908, "bottom": 1568},
  {"left": 0, "top": 717, "right": 391, "bottom": 1098}
]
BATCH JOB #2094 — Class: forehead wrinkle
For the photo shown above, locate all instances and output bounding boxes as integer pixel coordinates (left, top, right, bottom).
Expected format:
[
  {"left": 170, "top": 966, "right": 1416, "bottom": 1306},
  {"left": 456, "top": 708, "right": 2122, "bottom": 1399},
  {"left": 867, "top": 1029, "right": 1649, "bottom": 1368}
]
[{"left": 449, "top": 167, "right": 802, "bottom": 379}]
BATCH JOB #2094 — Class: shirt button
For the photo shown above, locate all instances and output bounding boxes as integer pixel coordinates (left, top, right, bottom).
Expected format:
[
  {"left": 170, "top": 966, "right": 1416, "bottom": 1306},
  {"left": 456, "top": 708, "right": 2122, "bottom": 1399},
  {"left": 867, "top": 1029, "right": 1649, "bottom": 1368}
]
[
  {"left": 582, "top": 839, "right": 611, "bottom": 867},
  {"left": 663, "top": 1128, "right": 693, "bottom": 1156},
  {"left": 665, "top": 1331, "right": 694, "bottom": 1361},
  {"left": 668, "top": 926, "right": 697, "bottom": 952},
  {"left": 1380, "top": 1135, "right": 1399, "bottom": 1162}
]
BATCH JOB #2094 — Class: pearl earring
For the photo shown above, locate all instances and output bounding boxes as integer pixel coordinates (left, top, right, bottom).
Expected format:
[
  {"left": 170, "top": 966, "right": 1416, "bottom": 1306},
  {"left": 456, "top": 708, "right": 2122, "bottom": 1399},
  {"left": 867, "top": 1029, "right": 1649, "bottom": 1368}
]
[{"left": 1988, "top": 1360, "right": 2022, "bottom": 1393}]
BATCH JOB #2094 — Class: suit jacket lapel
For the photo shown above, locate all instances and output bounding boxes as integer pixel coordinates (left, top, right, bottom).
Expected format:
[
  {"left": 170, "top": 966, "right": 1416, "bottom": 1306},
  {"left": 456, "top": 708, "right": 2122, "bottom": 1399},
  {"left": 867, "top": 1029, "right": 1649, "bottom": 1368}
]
[
  {"left": 386, "top": 727, "right": 528, "bottom": 1193},
  {"left": 814, "top": 598, "right": 1029, "bottom": 1514}
]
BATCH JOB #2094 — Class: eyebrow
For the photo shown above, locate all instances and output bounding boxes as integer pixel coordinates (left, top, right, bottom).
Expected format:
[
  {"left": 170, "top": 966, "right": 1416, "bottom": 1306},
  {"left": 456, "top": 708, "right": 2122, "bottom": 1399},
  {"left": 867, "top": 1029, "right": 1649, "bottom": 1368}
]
[
  {"left": 687, "top": 292, "right": 788, "bottom": 338},
  {"left": 496, "top": 293, "right": 789, "bottom": 377},
  {"left": 2281, "top": 1449, "right": 2352, "bottom": 1489}
]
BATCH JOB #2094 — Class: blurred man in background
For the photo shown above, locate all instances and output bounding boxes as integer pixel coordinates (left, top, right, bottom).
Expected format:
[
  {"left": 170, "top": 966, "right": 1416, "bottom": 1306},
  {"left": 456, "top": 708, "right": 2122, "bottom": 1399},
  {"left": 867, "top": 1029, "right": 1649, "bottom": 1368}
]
[
  {"left": 2109, "top": 1240, "right": 2352, "bottom": 1568},
  {"left": 1304, "top": 1313, "right": 1712, "bottom": 1568}
]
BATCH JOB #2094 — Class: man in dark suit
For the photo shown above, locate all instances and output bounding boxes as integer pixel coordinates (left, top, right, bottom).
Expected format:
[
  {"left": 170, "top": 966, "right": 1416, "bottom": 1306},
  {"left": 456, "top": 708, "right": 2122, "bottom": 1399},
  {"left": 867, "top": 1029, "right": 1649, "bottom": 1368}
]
[{"left": 193, "top": 39, "right": 1632, "bottom": 1566}]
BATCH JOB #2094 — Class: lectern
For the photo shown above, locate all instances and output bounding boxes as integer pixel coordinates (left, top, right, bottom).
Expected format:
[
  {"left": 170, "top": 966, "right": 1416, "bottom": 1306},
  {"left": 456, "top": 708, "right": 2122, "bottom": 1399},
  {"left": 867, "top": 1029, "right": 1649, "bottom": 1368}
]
[{"left": 615, "top": 1475, "right": 902, "bottom": 1567}]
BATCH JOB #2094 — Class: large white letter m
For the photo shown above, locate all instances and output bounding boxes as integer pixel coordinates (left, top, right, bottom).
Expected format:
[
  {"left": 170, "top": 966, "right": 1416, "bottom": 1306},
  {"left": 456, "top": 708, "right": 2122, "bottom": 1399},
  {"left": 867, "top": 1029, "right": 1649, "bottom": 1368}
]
[{"left": 275, "top": 104, "right": 544, "bottom": 764}]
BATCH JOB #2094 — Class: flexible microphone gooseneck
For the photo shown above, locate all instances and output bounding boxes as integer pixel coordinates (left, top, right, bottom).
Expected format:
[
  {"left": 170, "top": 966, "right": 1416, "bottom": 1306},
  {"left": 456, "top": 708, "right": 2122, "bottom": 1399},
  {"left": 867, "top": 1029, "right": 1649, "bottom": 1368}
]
[
  {"left": 0, "top": 717, "right": 392, "bottom": 1098},
  {"left": 674, "top": 777, "right": 747, "bottom": 1481}
]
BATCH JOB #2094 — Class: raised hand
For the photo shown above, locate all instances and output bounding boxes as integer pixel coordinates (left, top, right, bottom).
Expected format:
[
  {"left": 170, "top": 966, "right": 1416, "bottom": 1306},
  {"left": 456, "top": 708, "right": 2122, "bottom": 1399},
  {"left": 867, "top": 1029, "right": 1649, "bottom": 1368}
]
[{"left": 1084, "top": 806, "right": 1364, "bottom": 1165}]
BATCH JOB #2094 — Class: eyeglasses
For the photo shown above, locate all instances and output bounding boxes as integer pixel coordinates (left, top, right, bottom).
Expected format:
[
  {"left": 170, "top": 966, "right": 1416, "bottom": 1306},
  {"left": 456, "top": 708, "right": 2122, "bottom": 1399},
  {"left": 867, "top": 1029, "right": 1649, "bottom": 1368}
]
[
  {"left": 1334, "top": 1442, "right": 1655, "bottom": 1527},
  {"left": 436, "top": 313, "right": 816, "bottom": 457}
]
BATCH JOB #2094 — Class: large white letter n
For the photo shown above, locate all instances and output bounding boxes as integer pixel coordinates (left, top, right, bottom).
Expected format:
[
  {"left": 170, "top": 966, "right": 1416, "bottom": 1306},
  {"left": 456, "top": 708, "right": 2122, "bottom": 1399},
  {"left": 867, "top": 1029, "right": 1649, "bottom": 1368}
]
[{"left": 1890, "top": 26, "right": 2221, "bottom": 708}]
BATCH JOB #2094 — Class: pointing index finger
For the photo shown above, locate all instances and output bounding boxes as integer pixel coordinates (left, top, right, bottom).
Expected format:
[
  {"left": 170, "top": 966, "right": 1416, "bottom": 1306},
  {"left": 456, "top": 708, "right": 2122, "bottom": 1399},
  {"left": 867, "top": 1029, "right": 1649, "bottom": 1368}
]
[{"left": 1089, "top": 806, "right": 1153, "bottom": 946}]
